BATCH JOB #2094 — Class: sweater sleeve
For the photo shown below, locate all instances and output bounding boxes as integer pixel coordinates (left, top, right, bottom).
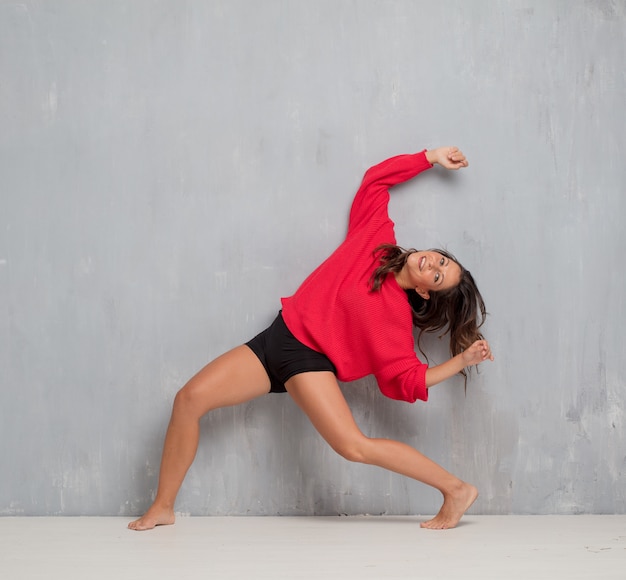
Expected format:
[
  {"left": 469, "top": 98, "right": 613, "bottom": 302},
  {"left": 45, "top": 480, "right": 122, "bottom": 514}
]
[
  {"left": 374, "top": 359, "right": 429, "bottom": 403},
  {"left": 348, "top": 150, "right": 433, "bottom": 234}
]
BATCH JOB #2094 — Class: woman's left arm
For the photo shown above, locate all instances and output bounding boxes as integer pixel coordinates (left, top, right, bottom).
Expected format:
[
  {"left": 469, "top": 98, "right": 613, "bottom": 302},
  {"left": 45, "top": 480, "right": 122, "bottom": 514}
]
[{"left": 425, "top": 340, "right": 493, "bottom": 388}]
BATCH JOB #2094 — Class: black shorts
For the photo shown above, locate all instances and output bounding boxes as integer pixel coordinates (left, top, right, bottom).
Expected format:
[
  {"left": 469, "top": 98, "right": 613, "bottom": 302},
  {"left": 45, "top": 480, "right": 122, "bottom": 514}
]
[{"left": 245, "top": 311, "right": 336, "bottom": 393}]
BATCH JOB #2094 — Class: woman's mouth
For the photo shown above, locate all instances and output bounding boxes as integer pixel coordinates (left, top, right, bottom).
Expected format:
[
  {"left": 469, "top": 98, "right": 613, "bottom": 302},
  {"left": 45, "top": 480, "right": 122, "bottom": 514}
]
[{"left": 419, "top": 256, "right": 426, "bottom": 271}]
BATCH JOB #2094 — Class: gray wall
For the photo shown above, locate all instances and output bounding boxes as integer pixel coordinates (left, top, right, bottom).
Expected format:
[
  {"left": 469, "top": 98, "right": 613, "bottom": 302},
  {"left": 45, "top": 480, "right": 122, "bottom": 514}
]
[{"left": 1, "top": 0, "right": 624, "bottom": 517}]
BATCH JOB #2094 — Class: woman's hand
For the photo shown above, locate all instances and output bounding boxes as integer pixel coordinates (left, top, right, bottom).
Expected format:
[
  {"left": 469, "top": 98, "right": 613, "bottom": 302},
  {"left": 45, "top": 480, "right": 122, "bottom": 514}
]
[
  {"left": 426, "top": 147, "right": 469, "bottom": 170},
  {"left": 426, "top": 340, "right": 494, "bottom": 387},
  {"left": 461, "top": 340, "right": 494, "bottom": 367}
]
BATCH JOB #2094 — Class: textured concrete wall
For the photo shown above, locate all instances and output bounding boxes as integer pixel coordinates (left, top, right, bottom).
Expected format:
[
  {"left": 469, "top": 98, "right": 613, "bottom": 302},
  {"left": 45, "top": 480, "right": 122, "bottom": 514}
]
[{"left": 1, "top": 0, "right": 624, "bottom": 516}]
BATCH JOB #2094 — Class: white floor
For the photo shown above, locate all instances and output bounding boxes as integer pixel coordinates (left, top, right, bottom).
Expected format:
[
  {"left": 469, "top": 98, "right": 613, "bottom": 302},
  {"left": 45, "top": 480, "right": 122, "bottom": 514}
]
[{"left": 1, "top": 516, "right": 624, "bottom": 579}]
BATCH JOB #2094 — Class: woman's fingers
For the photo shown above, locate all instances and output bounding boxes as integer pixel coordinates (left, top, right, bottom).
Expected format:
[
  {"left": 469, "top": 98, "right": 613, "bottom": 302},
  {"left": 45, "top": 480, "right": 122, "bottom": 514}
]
[
  {"left": 471, "top": 340, "right": 494, "bottom": 363},
  {"left": 446, "top": 148, "right": 468, "bottom": 169},
  {"left": 479, "top": 340, "right": 494, "bottom": 361}
]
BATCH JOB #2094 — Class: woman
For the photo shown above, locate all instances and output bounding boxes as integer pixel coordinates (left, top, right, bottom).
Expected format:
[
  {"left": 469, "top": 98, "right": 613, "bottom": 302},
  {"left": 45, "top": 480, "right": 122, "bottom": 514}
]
[{"left": 129, "top": 145, "right": 494, "bottom": 531}]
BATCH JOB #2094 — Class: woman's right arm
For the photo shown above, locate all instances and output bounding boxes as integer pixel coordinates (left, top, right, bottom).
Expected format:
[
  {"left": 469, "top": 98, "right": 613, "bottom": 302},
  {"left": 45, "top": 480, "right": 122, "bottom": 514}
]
[{"left": 348, "top": 151, "right": 433, "bottom": 234}]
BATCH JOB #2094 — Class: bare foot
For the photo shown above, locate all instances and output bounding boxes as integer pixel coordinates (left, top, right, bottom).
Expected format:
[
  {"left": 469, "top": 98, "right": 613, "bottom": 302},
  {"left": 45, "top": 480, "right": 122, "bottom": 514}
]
[
  {"left": 420, "top": 482, "right": 478, "bottom": 530},
  {"left": 128, "top": 506, "right": 176, "bottom": 531}
]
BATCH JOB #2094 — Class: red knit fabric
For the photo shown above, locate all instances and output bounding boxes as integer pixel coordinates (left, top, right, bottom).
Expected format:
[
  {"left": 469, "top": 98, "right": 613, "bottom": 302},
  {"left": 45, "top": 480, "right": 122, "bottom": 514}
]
[{"left": 281, "top": 150, "right": 433, "bottom": 403}]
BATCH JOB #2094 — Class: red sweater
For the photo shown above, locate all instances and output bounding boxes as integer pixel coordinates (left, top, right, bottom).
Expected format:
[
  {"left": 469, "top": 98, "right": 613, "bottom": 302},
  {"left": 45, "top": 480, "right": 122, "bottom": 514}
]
[{"left": 281, "top": 151, "right": 433, "bottom": 403}]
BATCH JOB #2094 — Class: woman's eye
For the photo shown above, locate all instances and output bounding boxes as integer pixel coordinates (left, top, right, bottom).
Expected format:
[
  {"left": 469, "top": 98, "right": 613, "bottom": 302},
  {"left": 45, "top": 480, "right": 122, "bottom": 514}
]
[
  {"left": 435, "top": 273, "right": 440, "bottom": 282},
  {"left": 440, "top": 258, "right": 445, "bottom": 266}
]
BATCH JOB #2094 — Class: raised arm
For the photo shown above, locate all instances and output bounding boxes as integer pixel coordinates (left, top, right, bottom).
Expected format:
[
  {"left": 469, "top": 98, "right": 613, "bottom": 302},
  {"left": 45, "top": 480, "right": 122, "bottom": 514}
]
[{"left": 347, "top": 151, "right": 433, "bottom": 234}]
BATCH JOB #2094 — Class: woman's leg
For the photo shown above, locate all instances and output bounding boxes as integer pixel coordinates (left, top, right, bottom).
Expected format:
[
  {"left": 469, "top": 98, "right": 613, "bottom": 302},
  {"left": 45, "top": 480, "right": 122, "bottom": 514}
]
[
  {"left": 128, "top": 345, "right": 271, "bottom": 531},
  {"left": 285, "top": 371, "right": 478, "bottom": 529}
]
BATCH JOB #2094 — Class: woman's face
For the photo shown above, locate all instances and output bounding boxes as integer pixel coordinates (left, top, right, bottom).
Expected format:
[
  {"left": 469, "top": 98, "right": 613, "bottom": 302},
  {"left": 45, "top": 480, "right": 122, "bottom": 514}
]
[{"left": 404, "top": 251, "right": 462, "bottom": 299}]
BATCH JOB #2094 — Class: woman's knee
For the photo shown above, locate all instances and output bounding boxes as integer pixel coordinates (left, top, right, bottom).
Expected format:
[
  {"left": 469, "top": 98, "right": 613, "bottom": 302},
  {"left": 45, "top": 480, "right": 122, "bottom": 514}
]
[
  {"left": 172, "top": 381, "right": 207, "bottom": 418},
  {"left": 331, "top": 435, "right": 372, "bottom": 464}
]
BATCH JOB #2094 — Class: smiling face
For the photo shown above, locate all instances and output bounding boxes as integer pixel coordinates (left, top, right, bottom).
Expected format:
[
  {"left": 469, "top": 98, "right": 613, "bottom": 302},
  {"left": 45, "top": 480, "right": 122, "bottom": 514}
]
[{"left": 397, "top": 250, "right": 462, "bottom": 299}]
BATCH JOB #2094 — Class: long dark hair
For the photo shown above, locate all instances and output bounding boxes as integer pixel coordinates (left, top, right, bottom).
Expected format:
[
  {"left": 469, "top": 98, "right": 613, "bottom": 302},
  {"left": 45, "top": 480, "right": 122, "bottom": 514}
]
[{"left": 370, "top": 244, "right": 487, "bottom": 381}]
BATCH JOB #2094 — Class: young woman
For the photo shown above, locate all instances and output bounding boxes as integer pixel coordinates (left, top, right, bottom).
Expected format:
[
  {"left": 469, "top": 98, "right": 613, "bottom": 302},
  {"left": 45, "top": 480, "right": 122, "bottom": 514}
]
[{"left": 129, "top": 145, "right": 494, "bottom": 531}]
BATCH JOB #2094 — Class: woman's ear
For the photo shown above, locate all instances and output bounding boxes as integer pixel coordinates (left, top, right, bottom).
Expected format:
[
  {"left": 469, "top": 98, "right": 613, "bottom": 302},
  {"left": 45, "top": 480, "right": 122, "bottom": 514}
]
[{"left": 415, "top": 287, "right": 430, "bottom": 300}]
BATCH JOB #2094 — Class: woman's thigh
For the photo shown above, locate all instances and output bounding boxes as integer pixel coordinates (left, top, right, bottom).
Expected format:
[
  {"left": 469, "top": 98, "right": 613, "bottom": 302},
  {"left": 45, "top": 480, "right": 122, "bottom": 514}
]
[
  {"left": 177, "top": 345, "right": 272, "bottom": 417},
  {"left": 285, "top": 371, "right": 366, "bottom": 460}
]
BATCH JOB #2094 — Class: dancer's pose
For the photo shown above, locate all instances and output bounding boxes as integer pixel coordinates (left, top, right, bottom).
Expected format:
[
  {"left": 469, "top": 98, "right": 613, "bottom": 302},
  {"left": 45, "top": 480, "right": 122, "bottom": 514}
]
[{"left": 129, "top": 145, "right": 493, "bottom": 531}]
